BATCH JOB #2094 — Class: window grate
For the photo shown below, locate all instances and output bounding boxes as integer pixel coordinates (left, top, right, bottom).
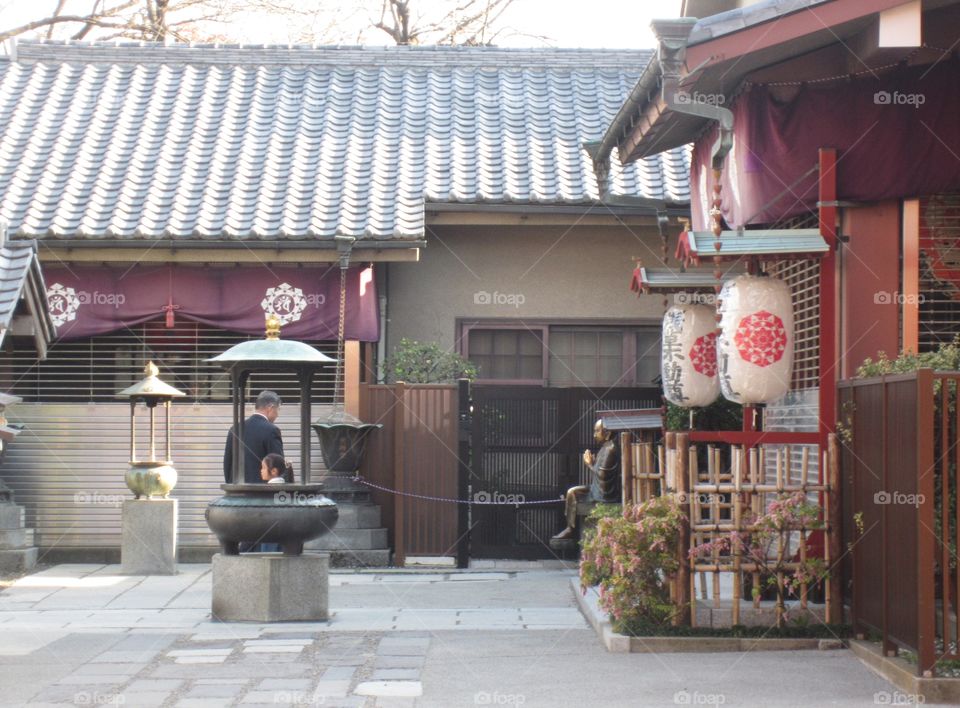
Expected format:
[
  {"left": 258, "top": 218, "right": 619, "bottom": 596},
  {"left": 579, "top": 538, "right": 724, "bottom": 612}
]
[
  {"left": 918, "top": 194, "right": 960, "bottom": 352},
  {"left": 1, "top": 317, "right": 338, "bottom": 404}
]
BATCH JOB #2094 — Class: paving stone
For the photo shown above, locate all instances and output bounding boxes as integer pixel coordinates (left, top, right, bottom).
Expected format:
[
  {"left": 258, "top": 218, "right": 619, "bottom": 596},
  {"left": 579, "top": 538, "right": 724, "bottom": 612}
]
[
  {"left": 174, "top": 656, "right": 228, "bottom": 664},
  {"left": 239, "top": 653, "right": 303, "bottom": 665},
  {"left": 371, "top": 669, "right": 420, "bottom": 681},
  {"left": 374, "top": 645, "right": 427, "bottom": 656},
  {"left": 56, "top": 675, "right": 133, "bottom": 685},
  {"left": 185, "top": 682, "right": 245, "bottom": 697},
  {"left": 66, "top": 662, "right": 146, "bottom": 676},
  {"left": 321, "top": 666, "right": 358, "bottom": 681},
  {"left": 243, "top": 638, "right": 313, "bottom": 646},
  {"left": 256, "top": 678, "right": 313, "bottom": 690},
  {"left": 31, "top": 685, "right": 122, "bottom": 703},
  {"left": 91, "top": 650, "right": 162, "bottom": 663},
  {"left": 243, "top": 645, "right": 304, "bottom": 653},
  {"left": 169, "top": 649, "right": 233, "bottom": 657},
  {"left": 117, "top": 691, "right": 170, "bottom": 707},
  {"left": 151, "top": 664, "right": 312, "bottom": 679},
  {"left": 354, "top": 681, "right": 423, "bottom": 698},
  {"left": 194, "top": 678, "right": 251, "bottom": 685},
  {"left": 313, "top": 679, "right": 351, "bottom": 697},
  {"left": 175, "top": 699, "right": 237, "bottom": 708},
  {"left": 242, "top": 691, "right": 298, "bottom": 704},
  {"left": 314, "top": 656, "right": 366, "bottom": 666},
  {"left": 377, "top": 638, "right": 429, "bottom": 648},
  {"left": 125, "top": 678, "right": 185, "bottom": 692},
  {"left": 373, "top": 655, "right": 425, "bottom": 669},
  {"left": 372, "top": 698, "right": 419, "bottom": 708},
  {"left": 447, "top": 572, "right": 510, "bottom": 581}
]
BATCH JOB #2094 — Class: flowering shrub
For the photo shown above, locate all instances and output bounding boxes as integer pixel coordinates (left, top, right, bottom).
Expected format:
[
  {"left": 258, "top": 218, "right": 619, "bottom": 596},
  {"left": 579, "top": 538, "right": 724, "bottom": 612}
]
[
  {"left": 689, "top": 492, "right": 827, "bottom": 627},
  {"left": 580, "top": 496, "right": 686, "bottom": 631}
]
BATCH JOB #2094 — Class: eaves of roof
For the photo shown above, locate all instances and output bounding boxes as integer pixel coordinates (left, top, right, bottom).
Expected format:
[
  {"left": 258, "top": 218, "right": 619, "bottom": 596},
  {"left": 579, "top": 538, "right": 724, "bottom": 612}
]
[{"left": 598, "top": 0, "right": 936, "bottom": 164}]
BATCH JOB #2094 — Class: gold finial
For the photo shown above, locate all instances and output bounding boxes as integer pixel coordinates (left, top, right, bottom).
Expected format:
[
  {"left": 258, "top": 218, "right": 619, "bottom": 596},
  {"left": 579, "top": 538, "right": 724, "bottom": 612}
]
[
  {"left": 144, "top": 361, "right": 159, "bottom": 377},
  {"left": 265, "top": 314, "right": 281, "bottom": 340}
]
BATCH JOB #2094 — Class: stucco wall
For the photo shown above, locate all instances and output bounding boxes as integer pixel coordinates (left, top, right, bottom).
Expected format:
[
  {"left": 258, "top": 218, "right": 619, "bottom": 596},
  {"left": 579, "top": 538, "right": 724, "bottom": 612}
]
[{"left": 384, "top": 223, "right": 671, "bottom": 353}]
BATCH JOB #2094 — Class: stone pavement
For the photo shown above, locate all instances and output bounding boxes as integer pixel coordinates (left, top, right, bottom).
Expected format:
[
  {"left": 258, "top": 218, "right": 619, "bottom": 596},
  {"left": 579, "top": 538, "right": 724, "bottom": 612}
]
[{"left": 0, "top": 563, "right": 910, "bottom": 707}]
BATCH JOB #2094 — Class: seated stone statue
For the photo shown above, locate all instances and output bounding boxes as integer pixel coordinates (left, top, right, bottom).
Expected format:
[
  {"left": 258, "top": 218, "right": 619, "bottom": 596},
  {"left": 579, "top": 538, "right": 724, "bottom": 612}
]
[{"left": 551, "top": 419, "right": 621, "bottom": 542}]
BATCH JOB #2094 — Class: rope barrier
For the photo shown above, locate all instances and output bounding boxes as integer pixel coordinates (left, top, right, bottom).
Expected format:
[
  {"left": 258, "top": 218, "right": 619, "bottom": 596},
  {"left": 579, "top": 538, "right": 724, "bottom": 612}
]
[{"left": 352, "top": 475, "right": 564, "bottom": 506}]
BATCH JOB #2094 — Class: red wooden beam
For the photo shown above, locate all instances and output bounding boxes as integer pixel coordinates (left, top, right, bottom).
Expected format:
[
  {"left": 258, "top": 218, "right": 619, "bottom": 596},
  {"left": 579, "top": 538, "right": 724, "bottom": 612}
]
[
  {"left": 684, "top": 0, "right": 913, "bottom": 74},
  {"left": 688, "top": 431, "right": 820, "bottom": 447}
]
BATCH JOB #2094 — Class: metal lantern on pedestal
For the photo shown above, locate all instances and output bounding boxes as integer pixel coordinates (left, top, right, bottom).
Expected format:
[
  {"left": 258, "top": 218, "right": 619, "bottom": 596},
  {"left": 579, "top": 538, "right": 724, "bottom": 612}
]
[
  {"left": 661, "top": 303, "right": 721, "bottom": 408},
  {"left": 204, "top": 315, "right": 340, "bottom": 556},
  {"left": 118, "top": 361, "right": 185, "bottom": 499},
  {"left": 312, "top": 235, "right": 381, "bottom": 479},
  {"left": 717, "top": 274, "right": 794, "bottom": 405}
]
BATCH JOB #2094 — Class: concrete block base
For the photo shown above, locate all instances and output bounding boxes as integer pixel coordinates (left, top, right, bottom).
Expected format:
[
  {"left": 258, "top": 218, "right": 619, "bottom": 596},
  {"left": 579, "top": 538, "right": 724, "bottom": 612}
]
[
  {"left": 0, "top": 528, "right": 33, "bottom": 548},
  {"left": 121, "top": 498, "right": 178, "bottom": 575},
  {"left": 0, "top": 547, "right": 38, "bottom": 575},
  {"left": 211, "top": 552, "right": 330, "bottom": 622},
  {"left": 0, "top": 504, "right": 24, "bottom": 530}
]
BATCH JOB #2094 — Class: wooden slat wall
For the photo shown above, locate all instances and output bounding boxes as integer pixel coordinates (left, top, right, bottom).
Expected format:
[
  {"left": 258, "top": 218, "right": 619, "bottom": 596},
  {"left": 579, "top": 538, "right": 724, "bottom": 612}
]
[
  {"left": 360, "top": 383, "right": 459, "bottom": 565},
  {"left": 2, "top": 403, "right": 333, "bottom": 550}
]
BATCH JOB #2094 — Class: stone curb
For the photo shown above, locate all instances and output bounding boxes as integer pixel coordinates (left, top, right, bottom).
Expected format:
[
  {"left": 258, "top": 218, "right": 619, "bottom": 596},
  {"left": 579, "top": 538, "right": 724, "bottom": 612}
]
[
  {"left": 849, "top": 639, "right": 960, "bottom": 704},
  {"left": 572, "top": 577, "right": 846, "bottom": 654}
]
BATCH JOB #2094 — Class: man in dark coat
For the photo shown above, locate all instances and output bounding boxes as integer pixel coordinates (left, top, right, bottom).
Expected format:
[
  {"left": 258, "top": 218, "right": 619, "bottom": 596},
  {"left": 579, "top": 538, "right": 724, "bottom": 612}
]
[{"left": 223, "top": 390, "right": 284, "bottom": 484}]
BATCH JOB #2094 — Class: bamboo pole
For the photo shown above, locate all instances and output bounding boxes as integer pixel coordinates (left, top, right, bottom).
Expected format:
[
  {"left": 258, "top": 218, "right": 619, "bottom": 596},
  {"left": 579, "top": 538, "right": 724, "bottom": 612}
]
[
  {"left": 712, "top": 444, "right": 721, "bottom": 609},
  {"left": 732, "top": 445, "right": 743, "bottom": 626},
  {"left": 621, "top": 433, "right": 633, "bottom": 507},
  {"left": 676, "top": 432, "right": 691, "bottom": 626},
  {"left": 656, "top": 443, "right": 665, "bottom": 504},
  {"left": 827, "top": 435, "right": 843, "bottom": 625},
  {"left": 751, "top": 446, "right": 761, "bottom": 608}
]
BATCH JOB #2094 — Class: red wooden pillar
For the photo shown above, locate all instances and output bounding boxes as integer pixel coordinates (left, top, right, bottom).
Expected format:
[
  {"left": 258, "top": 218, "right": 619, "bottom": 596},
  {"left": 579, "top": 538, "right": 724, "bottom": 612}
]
[{"left": 818, "top": 148, "right": 839, "bottom": 454}]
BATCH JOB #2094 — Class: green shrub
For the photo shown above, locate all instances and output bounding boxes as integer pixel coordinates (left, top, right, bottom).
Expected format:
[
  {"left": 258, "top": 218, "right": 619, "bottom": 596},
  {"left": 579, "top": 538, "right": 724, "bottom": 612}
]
[
  {"left": 383, "top": 338, "right": 477, "bottom": 384},
  {"left": 664, "top": 396, "right": 743, "bottom": 432}
]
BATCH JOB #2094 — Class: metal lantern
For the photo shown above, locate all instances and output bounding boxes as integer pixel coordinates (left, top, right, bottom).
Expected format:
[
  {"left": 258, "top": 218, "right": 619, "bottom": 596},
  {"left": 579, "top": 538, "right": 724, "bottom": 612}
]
[
  {"left": 118, "top": 361, "right": 185, "bottom": 499},
  {"left": 204, "top": 316, "right": 339, "bottom": 556},
  {"left": 717, "top": 275, "right": 794, "bottom": 405},
  {"left": 661, "top": 304, "right": 720, "bottom": 408},
  {"left": 312, "top": 235, "right": 382, "bottom": 476}
]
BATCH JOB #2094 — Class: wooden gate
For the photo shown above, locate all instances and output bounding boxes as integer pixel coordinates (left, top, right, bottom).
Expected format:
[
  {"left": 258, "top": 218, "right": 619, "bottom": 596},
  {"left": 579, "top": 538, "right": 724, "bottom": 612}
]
[
  {"left": 468, "top": 384, "right": 660, "bottom": 558},
  {"left": 359, "top": 383, "right": 460, "bottom": 566}
]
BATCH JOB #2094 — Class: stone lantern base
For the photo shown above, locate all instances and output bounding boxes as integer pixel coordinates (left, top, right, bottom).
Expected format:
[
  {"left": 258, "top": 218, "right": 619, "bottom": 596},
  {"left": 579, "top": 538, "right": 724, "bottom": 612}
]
[
  {"left": 121, "top": 498, "right": 178, "bottom": 575},
  {"left": 211, "top": 552, "right": 330, "bottom": 622},
  {"left": 0, "top": 501, "right": 38, "bottom": 575}
]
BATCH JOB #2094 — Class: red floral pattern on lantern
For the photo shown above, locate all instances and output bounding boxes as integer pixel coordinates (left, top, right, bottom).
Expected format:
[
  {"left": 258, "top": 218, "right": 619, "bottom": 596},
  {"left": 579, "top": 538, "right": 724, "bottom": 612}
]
[
  {"left": 689, "top": 331, "right": 717, "bottom": 377},
  {"left": 734, "top": 311, "right": 787, "bottom": 367}
]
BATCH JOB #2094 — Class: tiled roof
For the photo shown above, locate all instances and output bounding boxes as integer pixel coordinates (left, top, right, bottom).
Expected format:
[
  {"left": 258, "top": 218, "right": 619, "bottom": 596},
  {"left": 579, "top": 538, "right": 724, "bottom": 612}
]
[
  {"left": 0, "top": 42, "right": 690, "bottom": 242},
  {"left": 0, "top": 238, "right": 55, "bottom": 353}
]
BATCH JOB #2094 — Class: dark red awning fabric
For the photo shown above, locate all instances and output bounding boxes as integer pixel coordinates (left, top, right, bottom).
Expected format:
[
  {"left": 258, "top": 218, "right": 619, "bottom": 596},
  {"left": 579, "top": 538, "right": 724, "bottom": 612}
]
[
  {"left": 43, "top": 264, "right": 379, "bottom": 342},
  {"left": 689, "top": 58, "right": 960, "bottom": 230}
]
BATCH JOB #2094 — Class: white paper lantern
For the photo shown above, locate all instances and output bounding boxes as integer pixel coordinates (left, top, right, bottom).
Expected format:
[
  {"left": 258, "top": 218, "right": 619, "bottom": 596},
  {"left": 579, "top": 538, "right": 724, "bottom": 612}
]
[
  {"left": 717, "top": 275, "right": 794, "bottom": 405},
  {"left": 661, "top": 304, "right": 720, "bottom": 408}
]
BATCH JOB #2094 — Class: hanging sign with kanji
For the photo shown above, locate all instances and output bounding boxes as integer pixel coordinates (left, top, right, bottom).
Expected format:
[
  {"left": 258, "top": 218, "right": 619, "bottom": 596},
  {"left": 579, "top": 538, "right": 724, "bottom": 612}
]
[{"left": 661, "top": 304, "right": 721, "bottom": 408}]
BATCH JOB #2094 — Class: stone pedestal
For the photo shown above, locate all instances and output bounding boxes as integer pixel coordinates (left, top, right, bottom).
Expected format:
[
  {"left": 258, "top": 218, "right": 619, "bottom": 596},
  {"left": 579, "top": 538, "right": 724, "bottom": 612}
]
[
  {"left": 0, "top": 502, "right": 38, "bottom": 575},
  {"left": 211, "top": 552, "right": 329, "bottom": 622},
  {"left": 121, "top": 498, "right": 178, "bottom": 575},
  {"left": 305, "top": 475, "right": 390, "bottom": 567}
]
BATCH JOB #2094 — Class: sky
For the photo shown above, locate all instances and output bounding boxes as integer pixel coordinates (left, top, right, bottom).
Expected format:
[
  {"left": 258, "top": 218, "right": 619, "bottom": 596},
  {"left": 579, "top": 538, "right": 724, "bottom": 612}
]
[{"left": 0, "top": 0, "right": 684, "bottom": 48}]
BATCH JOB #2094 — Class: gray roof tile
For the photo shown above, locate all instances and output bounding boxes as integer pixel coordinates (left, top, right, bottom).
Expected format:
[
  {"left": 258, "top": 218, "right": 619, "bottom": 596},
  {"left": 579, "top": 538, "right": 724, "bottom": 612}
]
[
  {"left": 0, "top": 42, "right": 690, "bottom": 241},
  {"left": 0, "top": 238, "right": 55, "bottom": 351}
]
